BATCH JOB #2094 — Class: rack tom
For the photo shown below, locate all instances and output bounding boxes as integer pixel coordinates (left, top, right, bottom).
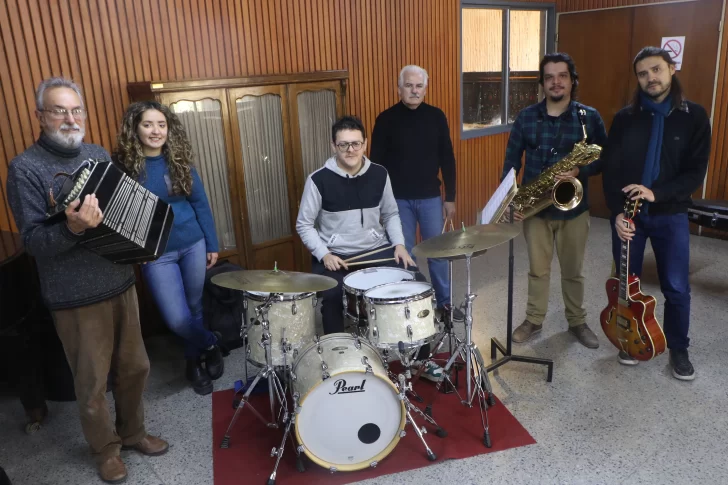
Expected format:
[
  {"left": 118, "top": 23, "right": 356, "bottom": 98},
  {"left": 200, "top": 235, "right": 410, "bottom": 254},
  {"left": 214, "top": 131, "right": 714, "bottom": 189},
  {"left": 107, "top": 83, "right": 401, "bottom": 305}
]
[
  {"left": 342, "top": 267, "right": 414, "bottom": 323},
  {"left": 364, "top": 281, "right": 437, "bottom": 349}
]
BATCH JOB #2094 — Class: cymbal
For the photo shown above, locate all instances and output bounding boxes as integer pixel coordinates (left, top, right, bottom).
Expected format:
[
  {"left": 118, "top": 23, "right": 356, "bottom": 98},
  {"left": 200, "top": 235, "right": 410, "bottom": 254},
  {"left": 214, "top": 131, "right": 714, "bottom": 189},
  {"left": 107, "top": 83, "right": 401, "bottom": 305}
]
[
  {"left": 211, "top": 270, "right": 338, "bottom": 293},
  {"left": 412, "top": 224, "right": 521, "bottom": 259}
]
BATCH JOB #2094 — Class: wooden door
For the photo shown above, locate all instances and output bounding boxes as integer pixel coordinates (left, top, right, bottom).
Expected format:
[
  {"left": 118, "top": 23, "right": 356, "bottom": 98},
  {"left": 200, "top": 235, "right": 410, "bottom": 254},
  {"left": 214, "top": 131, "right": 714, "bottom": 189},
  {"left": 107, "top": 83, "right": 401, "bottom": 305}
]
[
  {"left": 558, "top": 0, "right": 722, "bottom": 219},
  {"left": 160, "top": 89, "right": 246, "bottom": 266},
  {"left": 227, "top": 85, "right": 301, "bottom": 271},
  {"left": 286, "top": 81, "right": 346, "bottom": 271},
  {"left": 558, "top": 8, "right": 634, "bottom": 219}
]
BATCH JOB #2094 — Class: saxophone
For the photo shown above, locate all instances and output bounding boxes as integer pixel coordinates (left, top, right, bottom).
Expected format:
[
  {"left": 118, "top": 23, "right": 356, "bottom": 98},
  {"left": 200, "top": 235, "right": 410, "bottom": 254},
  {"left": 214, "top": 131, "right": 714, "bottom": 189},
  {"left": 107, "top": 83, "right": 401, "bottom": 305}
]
[{"left": 510, "top": 109, "right": 602, "bottom": 220}]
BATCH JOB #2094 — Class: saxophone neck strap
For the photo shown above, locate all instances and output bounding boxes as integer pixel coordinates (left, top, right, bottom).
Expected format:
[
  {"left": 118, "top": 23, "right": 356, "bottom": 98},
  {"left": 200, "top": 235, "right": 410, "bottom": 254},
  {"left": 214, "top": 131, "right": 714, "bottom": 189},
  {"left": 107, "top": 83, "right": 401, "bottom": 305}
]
[{"left": 577, "top": 107, "right": 588, "bottom": 140}]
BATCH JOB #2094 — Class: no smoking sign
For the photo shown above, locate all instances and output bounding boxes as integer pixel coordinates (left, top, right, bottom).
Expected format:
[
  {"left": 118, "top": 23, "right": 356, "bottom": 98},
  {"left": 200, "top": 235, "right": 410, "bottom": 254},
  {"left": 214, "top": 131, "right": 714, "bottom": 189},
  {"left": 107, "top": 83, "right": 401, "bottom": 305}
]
[{"left": 661, "top": 36, "right": 686, "bottom": 70}]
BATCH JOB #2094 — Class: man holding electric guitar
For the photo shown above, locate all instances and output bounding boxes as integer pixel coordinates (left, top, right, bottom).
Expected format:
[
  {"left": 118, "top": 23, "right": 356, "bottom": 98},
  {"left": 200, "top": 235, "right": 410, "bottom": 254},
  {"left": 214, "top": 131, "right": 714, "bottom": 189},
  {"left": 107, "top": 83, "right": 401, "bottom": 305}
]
[{"left": 601, "top": 46, "right": 711, "bottom": 381}]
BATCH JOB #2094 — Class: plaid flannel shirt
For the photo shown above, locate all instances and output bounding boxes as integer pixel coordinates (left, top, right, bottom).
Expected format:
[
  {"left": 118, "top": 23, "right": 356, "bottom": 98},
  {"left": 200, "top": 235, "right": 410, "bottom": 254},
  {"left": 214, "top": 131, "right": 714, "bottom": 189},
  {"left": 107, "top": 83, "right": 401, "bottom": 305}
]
[{"left": 502, "top": 100, "right": 608, "bottom": 220}]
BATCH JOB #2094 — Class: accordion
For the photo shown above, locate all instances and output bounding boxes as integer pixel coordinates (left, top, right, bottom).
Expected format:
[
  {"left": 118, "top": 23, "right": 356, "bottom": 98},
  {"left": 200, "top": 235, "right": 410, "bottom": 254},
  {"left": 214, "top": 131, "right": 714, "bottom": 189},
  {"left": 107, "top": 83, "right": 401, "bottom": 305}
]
[{"left": 46, "top": 159, "right": 174, "bottom": 264}]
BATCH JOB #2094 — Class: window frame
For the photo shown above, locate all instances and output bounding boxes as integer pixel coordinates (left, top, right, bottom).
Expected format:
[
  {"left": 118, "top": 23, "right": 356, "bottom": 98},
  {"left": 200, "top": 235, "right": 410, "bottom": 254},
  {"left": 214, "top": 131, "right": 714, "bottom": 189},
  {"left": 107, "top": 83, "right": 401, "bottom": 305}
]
[{"left": 460, "top": 0, "right": 556, "bottom": 139}]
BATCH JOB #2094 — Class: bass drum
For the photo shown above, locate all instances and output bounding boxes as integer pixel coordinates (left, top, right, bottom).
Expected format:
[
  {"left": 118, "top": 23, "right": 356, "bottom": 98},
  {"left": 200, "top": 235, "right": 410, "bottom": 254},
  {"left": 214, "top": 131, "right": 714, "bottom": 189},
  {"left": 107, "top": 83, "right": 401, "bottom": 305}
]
[{"left": 292, "top": 333, "right": 405, "bottom": 471}]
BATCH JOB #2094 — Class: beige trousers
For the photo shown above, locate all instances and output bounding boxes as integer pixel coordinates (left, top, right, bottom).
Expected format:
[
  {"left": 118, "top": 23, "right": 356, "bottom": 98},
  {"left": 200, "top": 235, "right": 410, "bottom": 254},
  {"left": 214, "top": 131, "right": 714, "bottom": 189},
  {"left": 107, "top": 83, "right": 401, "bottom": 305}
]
[{"left": 523, "top": 211, "right": 590, "bottom": 327}]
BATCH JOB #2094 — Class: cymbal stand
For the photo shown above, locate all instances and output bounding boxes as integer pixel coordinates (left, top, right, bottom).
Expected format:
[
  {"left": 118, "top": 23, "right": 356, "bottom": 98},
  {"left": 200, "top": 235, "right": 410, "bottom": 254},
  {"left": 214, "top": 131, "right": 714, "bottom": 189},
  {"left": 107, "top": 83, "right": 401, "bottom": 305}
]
[
  {"left": 220, "top": 295, "right": 290, "bottom": 449},
  {"left": 425, "top": 254, "right": 494, "bottom": 448}
]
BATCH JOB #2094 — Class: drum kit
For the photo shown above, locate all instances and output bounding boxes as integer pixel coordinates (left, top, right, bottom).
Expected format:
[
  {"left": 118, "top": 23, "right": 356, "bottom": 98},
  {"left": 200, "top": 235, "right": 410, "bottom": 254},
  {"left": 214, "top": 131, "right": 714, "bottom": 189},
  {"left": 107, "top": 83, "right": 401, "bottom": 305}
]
[{"left": 211, "top": 224, "right": 520, "bottom": 484}]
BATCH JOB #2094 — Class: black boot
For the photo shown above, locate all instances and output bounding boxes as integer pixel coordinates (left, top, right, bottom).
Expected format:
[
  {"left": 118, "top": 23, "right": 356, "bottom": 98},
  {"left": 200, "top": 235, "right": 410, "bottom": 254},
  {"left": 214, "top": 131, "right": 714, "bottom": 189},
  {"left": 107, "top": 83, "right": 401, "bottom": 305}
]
[
  {"left": 203, "top": 331, "right": 225, "bottom": 381},
  {"left": 186, "top": 359, "right": 213, "bottom": 395}
]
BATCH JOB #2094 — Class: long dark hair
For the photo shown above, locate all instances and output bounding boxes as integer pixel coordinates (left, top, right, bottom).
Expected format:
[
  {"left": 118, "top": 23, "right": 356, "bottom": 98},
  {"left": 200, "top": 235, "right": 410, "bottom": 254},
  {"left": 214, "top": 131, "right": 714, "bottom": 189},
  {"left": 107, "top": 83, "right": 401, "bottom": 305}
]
[
  {"left": 629, "top": 46, "right": 684, "bottom": 112},
  {"left": 538, "top": 52, "right": 579, "bottom": 99},
  {"left": 115, "top": 101, "right": 195, "bottom": 195}
]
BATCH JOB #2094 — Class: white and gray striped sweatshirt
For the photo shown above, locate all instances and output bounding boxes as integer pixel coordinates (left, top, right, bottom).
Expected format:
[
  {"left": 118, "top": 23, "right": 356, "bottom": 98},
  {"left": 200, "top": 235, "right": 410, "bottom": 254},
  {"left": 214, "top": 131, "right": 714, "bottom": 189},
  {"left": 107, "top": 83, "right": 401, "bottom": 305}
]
[{"left": 295, "top": 157, "right": 405, "bottom": 261}]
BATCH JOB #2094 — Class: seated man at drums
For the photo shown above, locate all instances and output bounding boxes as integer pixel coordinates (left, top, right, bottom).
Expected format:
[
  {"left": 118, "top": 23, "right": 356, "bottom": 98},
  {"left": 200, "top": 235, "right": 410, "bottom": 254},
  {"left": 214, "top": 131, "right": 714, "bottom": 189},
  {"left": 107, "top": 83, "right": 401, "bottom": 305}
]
[{"left": 296, "top": 115, "right": 443, "bottom": 381}]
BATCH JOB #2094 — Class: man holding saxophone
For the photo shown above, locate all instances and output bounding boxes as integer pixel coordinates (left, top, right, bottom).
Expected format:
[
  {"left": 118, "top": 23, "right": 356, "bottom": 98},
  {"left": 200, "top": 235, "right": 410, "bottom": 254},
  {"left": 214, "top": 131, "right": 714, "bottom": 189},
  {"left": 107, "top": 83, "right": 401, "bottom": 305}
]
[{"left": 501, "top": 53, "right": 607, "bottom": 348}]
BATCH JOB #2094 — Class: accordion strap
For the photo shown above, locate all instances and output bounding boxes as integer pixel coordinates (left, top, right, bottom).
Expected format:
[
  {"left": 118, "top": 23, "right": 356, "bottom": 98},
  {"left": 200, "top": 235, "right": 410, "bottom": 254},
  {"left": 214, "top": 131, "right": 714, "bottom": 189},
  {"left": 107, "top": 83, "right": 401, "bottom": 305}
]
[{"left": 48, "top": 172, "right": 73, "bottom": 209}]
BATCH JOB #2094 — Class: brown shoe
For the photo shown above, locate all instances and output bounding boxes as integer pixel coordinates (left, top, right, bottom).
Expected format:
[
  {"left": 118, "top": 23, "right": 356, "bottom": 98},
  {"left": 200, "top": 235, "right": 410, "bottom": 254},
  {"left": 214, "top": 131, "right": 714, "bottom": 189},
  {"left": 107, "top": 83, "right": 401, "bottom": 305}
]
[
  {"left": 568, "top": 323, "right": 599, "bottom": 349},
  {"left": 99, "top": 456, "right": 127, "bottom": 484},
  {"left": 512, "top": 320, "right": 542, "bottom": 343},
  {"left": 122, "top": 434, "right": 169, "bottom": 456}
]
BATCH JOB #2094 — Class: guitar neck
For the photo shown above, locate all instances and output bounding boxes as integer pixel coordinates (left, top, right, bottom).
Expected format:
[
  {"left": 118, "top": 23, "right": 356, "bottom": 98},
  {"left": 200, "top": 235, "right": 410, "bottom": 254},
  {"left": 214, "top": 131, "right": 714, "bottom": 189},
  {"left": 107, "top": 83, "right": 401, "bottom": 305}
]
[{"left": 618, "top": 231, "right": 630, "bottom": 302}]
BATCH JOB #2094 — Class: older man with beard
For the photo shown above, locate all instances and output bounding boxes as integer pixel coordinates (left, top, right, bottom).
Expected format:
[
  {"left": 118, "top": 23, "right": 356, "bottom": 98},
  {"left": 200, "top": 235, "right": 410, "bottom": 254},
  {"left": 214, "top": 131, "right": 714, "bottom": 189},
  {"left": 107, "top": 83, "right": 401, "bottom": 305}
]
[{"left": 6, "top": 78, "right": 168, "bottom": 484}]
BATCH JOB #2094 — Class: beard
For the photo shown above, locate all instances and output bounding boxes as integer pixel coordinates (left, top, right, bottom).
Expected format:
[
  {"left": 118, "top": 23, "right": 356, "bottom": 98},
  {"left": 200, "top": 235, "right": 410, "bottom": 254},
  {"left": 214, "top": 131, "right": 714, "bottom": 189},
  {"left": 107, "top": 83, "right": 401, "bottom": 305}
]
[
  {"left": 548, "top": 93, "right": 565, "bottom": 102},
  {"left": 644, "top": 81, "right": 671, "bottom": 100},
  {"left": 45, "top": 122, "right": 85, "bottom": 149}
]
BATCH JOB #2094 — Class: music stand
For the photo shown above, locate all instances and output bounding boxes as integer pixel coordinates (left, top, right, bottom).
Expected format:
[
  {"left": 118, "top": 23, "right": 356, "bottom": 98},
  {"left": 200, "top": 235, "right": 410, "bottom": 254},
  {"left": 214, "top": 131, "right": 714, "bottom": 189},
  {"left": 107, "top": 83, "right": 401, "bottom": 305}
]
[{"left": 482, "top": 172, "right": 554, "bottom": 382}]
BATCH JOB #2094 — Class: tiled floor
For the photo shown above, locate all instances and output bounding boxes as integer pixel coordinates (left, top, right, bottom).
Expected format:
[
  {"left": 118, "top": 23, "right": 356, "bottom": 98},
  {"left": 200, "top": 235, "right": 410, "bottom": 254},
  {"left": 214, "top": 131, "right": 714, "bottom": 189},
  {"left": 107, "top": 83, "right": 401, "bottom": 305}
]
[{"left": 1, "top": 217, "right": 727, "bottom": 485}]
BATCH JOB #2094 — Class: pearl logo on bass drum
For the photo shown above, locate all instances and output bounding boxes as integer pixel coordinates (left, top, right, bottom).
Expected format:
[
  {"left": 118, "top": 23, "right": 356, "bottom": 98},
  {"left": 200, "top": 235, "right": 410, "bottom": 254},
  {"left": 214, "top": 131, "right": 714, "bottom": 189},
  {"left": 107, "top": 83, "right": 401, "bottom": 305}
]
[{"left": 329, "top": 379, "right": 367, "bottom": 395}]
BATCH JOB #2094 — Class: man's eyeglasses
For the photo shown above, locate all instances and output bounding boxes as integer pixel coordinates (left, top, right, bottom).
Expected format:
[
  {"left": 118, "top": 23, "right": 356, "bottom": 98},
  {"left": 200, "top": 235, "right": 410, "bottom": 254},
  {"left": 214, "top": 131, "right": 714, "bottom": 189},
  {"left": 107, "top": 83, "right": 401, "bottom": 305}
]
[
  {"left": 41, "top": 108, "right": 87, "bottom": 120},
  {"left": 335, "top": 141, "right": 364, "bottom": 151}
]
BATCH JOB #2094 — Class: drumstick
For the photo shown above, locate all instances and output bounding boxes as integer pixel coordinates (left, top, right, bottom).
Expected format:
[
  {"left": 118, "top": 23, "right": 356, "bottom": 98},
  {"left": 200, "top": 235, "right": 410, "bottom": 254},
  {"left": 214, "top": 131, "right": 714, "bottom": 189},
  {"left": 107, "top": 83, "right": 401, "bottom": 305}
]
[
  {"left": 342, "top": 245, "right": 394, "bottom": 264},
  {"left": 345, "top": 257, "right": 396, "bottom": 267},
  {"left": 441, "top": 218, "right": 455, "bottom": 234}
]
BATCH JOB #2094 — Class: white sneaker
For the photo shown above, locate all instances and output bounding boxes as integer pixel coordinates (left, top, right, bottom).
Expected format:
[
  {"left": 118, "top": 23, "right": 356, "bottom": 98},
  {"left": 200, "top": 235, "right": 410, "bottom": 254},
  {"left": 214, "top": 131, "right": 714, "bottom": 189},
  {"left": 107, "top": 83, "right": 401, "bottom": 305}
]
[
  {"left": 412, "top": 360, "right": 443, "bottom": 382},
  {"left": 618, "top": 351, "right": 639, "bottom": 366}
]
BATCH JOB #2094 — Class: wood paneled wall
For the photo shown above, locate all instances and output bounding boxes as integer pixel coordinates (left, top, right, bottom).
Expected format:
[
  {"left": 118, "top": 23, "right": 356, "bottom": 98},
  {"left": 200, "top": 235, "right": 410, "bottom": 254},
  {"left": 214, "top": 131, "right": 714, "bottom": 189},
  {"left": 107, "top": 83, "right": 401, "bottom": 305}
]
[
  {"left": 557, "top": 0, "right": 667, "bottom": 11},
  {"left": 1, "top": 0, "right": 727, "bottom": 248}
]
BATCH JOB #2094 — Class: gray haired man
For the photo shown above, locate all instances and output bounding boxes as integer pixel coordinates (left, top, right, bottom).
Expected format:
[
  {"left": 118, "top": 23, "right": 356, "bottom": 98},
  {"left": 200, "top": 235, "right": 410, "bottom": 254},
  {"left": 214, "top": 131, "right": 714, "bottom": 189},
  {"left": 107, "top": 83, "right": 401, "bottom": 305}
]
[{"left": 6, "top": 77, "right": 168, "bottom": 483}]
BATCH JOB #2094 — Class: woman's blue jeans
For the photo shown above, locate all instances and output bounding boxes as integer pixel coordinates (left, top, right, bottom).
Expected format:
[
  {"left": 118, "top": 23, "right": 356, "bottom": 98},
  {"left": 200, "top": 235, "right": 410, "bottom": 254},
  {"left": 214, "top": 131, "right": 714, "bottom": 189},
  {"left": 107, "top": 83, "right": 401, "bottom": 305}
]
[{"left": 141, "top": 238, "right": 216, "bottom": 359}]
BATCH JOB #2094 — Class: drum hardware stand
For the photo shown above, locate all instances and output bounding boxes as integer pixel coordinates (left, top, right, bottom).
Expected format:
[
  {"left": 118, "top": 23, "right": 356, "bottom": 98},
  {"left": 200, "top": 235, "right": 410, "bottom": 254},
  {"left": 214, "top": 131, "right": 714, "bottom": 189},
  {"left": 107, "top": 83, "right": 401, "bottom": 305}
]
[
  {"left": 424, "top": 252, "right": 494, "bottom": 448},
  {"left": 387, "top": 342, "right": 447, "bottom": 440},
  {"left": 267, "top": 392, "right": 305, "bottom": 485},
  {"left": 410, "top": 301, "right": 464, "bottom": 394},
  {"left": 380, "top": 347, "right": 423, "bottom": 404},
  {"left": 485, "top": 206, "right": 554, "bottom": 382},
  {"left": 396, "top": 373, "right": 438, "bottom": 461},
  {"left": 401, "top": 259, "right": 463, "bottom": 394},
  {"left": 220, "top": 295, "right": 290, "bottom": 449}
]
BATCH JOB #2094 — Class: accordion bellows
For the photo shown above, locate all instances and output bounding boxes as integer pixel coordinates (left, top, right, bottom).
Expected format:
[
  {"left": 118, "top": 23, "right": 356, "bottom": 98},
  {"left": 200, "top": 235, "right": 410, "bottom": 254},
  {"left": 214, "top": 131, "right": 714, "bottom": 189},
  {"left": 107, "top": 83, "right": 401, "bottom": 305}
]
[{"left": 46, "top": 159, "right": 174, "bottom": 264}]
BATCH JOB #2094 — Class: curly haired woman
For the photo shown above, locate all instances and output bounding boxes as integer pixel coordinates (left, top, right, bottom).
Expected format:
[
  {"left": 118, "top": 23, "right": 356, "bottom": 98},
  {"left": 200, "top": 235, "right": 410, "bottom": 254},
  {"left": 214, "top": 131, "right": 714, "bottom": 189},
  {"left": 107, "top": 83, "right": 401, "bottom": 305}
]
[{"left": 115, "top": 101, "right": 224, "bottom": 395}]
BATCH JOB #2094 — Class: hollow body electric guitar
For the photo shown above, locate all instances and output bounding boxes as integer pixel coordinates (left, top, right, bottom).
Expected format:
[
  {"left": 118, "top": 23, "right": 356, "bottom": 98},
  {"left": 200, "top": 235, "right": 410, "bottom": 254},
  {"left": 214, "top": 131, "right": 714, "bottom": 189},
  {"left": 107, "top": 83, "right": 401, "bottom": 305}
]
[{"left": 600, "top": 199, "right": 666, "bottom": 360}]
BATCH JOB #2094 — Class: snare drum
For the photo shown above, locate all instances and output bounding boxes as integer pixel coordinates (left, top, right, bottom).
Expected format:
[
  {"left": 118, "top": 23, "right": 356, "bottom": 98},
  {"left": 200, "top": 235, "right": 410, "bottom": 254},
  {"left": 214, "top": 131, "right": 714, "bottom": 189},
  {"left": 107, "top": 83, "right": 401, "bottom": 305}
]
[
  {"left": 244, "top": 291, "right": 317, "bottom": 367},
  {"left": 364, "top": 281, "right": 437, "bottom": 349},
  {"left": 342, "top": 267, "right": 414, "bottom": 322},
  {"left": 292, "top": 333, "right": 405, "bottom": 471}
]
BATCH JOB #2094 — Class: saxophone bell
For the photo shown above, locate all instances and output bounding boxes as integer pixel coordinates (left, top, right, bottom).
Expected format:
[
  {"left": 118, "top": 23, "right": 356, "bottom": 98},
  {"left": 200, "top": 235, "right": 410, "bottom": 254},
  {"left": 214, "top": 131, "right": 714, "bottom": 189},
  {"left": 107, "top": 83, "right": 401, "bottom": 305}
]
[{"left": 552, "top": 176, "right": 583, "bottom": 211}]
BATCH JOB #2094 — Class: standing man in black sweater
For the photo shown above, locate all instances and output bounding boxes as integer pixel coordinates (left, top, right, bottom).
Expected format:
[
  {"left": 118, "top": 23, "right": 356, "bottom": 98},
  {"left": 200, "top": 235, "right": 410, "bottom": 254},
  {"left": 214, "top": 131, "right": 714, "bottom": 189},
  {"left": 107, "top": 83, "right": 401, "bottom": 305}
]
[{"left": 370, "top": 65, "right": 462, "bottom": 324}]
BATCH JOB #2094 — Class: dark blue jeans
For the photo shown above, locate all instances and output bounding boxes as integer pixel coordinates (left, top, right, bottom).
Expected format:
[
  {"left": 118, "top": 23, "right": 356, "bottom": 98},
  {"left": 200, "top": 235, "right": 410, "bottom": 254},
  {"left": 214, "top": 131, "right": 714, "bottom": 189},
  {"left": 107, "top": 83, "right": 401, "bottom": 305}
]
[
  {"left": 610, "top": 212, "right": 691, "bottom": 350},
  {"left": 397, "top": 197, "right": 451, "bottom": 307},
  {"left": 142, "top": 238, "right": 217, "bottom": 359}
]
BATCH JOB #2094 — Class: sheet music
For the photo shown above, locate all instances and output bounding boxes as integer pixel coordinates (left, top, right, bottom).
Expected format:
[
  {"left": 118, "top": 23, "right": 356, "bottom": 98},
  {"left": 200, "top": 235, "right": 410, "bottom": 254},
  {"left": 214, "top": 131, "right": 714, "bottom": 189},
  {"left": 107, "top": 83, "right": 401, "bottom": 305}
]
[{"left": 481, "top": 168, "right": 517, "bottom": 224}]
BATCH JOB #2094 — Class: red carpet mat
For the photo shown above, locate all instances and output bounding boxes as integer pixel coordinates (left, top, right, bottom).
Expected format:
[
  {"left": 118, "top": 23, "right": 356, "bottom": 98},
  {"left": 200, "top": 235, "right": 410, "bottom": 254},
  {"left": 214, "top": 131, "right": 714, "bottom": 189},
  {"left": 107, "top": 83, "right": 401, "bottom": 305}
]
[{"left": 212, "top": 373, "right": 536, "bottom": 485}]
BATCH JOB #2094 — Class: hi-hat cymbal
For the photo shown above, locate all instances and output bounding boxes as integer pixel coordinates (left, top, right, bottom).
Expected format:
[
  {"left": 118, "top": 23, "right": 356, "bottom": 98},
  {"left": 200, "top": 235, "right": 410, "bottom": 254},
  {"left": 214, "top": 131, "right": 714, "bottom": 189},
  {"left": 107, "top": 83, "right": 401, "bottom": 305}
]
[
  {"left": 412, "top": 224, "right": 521, "bottom": 259},
  {"left": 211, "top": 270, "right": 338, "bottom": 293}
]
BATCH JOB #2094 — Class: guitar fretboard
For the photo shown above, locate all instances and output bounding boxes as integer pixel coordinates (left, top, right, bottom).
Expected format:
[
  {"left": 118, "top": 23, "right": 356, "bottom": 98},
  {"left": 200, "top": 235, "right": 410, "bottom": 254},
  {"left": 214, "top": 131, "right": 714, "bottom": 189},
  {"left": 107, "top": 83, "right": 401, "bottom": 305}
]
[{"left": 619, "top": 220, "right": 630, "bottom": 301}]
